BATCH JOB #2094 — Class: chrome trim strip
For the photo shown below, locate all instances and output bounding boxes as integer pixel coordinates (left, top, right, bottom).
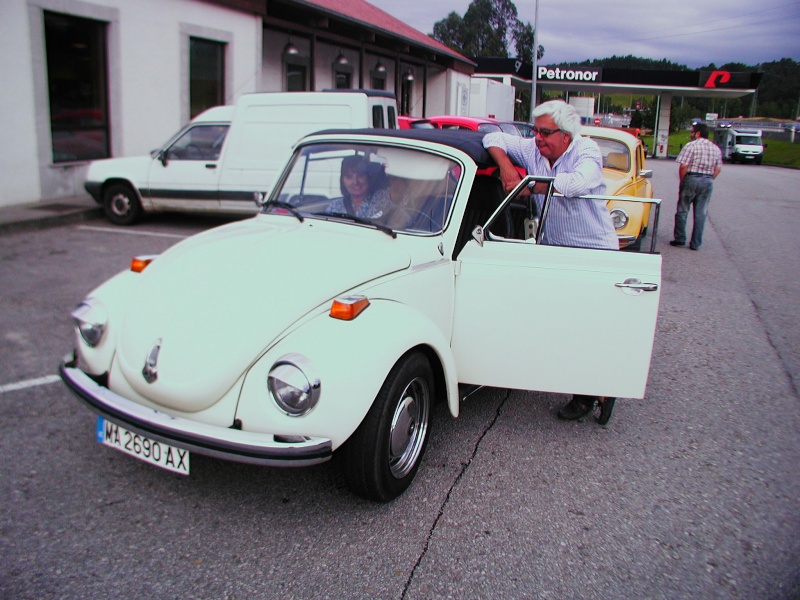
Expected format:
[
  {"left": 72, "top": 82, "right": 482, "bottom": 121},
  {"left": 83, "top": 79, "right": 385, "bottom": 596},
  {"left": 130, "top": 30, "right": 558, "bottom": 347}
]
[{"left": 60, "top": 358, "right": 332, "bottom": 467}]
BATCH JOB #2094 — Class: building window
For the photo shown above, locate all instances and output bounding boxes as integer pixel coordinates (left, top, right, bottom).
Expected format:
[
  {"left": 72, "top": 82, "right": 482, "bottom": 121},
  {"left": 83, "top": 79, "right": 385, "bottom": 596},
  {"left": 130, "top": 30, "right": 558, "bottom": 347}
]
[
  {"left": 371, "top": 61, "right": 387, "bottom": 90},
  {"left": 44, "top": 11, "right": 109, "bottom": 163},
  {"left": 371, "top": 74, "right": 386, "bottom": 90},
  {"left": 287, "top": 64, "right": 307, "bottom": 91},
  {"left": 190, "top": 37, "right": 225, "bottom": 118},
  {"left": 334, "top": 71, "right": 352, "bottom": 89}
]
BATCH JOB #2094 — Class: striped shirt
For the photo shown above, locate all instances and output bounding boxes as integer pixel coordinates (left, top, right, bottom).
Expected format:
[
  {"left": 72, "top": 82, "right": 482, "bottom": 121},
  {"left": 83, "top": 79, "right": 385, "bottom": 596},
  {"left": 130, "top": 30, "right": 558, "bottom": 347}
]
[
  {"left": 676, "top": 137, "right": 722, "bottom": 176},
  {"left": 483, "top": 132, "right": 618, "bottom": 250}
]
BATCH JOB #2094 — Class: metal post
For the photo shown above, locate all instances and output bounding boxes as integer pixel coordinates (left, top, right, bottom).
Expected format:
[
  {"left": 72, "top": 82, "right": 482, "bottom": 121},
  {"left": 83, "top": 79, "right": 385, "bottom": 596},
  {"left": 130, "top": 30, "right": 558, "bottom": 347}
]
[
  {"left": 652, "top": 93, "right": 661, "bottom": 158},
  {"left": 529, "top": 0, "right": 539, "bottom": 119}
]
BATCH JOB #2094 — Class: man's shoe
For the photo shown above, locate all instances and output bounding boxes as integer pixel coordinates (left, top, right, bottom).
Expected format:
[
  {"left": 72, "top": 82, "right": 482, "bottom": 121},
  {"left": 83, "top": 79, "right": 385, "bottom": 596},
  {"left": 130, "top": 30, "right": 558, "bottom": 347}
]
[
  {"left": 557, "top": 395, "right": 596, "bottom": 420},
  {"left": 689, "top": 246, "right": 699, "bottom": 251},
  {"left": 669, "top": 240, "right": 685, "bottom": 247},
  {"left": 597, "top": 397, "right": 616, "bottom": 425}
]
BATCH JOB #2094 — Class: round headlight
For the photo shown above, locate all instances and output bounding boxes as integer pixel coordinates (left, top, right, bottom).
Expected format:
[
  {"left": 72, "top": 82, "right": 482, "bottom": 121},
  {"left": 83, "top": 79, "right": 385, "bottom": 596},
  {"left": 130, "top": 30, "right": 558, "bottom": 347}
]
[
  {"left": 267, "top": 353, "right": 321, "bottom": 417},
  {"left": 71, "top": 299, "right": 108, "bottom": 347},
  {"left": 609, "top": 208, "right": 629, "bottom": 230}
]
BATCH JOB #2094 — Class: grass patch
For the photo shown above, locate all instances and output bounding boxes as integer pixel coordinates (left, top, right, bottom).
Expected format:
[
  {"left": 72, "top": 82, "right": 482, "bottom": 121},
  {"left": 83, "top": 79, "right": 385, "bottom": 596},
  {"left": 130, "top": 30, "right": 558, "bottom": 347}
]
[{"left": 641, "top": 132, "right": 800, "bottom": 168}]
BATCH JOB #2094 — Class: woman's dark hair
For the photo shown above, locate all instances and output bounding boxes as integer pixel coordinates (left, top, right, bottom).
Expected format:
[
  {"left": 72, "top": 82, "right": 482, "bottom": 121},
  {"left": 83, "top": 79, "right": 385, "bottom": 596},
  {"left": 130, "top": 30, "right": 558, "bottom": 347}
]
[{"left": 340, "top": 155, "right": 387, "bottom": 196}]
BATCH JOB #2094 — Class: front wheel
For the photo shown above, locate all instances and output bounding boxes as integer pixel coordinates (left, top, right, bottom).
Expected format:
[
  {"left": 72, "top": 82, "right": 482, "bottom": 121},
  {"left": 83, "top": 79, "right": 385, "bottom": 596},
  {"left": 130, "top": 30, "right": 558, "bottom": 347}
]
[
  {"left": 342, "top": 351, "right": 434, "bottom": 502},
  {"left": 103, "top": 183, "right": 143, "bottom": 225}
]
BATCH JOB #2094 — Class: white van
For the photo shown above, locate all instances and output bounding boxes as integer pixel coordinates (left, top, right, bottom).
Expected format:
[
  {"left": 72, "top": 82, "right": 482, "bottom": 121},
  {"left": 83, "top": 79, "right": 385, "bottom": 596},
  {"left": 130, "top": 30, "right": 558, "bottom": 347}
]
[
  {"left": 84, "top": 91, "right": 398, "bottom": 224},
  {"left": 713, "top": 126, "right": 764, "bottom": 164}
]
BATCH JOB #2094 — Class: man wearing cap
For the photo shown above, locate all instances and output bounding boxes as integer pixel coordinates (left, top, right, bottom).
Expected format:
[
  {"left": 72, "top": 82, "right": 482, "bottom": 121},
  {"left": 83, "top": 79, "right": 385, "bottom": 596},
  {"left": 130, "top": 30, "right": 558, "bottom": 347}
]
[{"left": 670, "top": 122, "right": 722, "bottom": 250}]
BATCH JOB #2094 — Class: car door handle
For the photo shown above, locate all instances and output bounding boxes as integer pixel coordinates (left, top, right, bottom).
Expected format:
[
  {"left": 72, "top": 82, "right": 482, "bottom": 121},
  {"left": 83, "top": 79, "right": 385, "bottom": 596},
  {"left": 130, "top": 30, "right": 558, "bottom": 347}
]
[
  {"left": 205, "top": 163, "right": 217, "bottom": 169},
  {"left": 615, "top": 278, "right": 658, "bottom": 293}
]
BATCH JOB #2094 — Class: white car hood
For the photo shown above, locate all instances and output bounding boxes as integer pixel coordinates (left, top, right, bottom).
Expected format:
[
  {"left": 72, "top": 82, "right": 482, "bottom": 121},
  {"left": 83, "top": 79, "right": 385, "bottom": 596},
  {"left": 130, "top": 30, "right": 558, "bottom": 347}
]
[{"left": 115, "top": 217, "right": 410, "bottom": 411}]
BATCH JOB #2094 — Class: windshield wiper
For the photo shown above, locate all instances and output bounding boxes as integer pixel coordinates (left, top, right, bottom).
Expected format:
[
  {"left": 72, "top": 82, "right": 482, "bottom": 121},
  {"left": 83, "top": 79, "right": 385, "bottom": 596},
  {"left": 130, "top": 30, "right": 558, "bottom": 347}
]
[
  {"left": 263, "top": 200, "right": 304, "bottom": 222},
  {"left": 323, "top": 211, "right": 396, "bottom": 238}
]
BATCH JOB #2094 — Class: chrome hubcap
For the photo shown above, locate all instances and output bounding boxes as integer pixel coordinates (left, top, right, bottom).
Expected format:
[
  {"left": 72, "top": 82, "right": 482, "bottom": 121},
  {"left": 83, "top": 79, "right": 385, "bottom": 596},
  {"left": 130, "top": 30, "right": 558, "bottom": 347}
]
[
  {"left": 111, "top": 193, "right": 131, "bottom": 216},
  {"left": 388, "top": 377, "right": 429, "bottom": 479}
]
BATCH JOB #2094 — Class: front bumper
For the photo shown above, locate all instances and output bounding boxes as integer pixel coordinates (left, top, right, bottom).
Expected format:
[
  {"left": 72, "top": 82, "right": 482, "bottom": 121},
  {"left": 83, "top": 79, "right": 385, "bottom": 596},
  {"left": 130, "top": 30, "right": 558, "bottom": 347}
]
[{"left": 60, "top": 353, "right": 332, "bottom": 467}]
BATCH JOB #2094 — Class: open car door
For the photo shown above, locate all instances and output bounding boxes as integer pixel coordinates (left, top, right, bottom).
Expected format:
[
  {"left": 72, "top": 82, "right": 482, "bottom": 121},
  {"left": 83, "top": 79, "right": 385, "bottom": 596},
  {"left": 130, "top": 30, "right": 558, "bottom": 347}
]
[{"left": 451, "top": 178, "right": 662, "bottom": 399}]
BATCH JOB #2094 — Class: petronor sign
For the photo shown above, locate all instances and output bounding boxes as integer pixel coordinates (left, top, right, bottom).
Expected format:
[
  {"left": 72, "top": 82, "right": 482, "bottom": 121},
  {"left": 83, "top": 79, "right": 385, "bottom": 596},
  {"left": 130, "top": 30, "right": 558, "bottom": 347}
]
[{"left": 538, "top": 66, "right": 602, "bottom": 82}]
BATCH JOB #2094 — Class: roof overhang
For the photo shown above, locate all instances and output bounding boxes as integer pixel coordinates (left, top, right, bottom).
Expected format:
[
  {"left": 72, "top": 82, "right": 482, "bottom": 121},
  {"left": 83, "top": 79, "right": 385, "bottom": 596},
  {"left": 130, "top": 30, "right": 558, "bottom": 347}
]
[{"left": 264, "top": 0, "right": 475, "bottom": 70}]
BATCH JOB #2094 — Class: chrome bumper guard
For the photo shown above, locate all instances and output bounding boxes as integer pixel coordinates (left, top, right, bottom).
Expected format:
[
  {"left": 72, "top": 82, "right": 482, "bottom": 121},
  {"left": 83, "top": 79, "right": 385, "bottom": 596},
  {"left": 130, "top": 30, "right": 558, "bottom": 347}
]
[{"left": 60, "top": 353, "right": 332, "bottom": 467}]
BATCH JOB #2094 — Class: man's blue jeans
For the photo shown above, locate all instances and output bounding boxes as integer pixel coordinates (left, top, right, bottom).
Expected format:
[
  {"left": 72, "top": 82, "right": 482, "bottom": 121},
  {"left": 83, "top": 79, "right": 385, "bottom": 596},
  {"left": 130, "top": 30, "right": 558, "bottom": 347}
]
[{"left": 674, "top": 174, "right": 713, "bottom": 249}]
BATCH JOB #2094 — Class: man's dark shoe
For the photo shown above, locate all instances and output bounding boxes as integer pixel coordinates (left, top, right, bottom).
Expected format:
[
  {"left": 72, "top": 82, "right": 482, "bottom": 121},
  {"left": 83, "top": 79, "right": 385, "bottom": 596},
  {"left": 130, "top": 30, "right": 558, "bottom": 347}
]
[
  {"left": 669, "top": 240, "right": 685, "bottom": 247},
  {"left": 597, "top": 397, "right": 616, "bottom": 425},
  {"left": 689, "top": 246, "right": 699, "bottom": 251},
  {"left": 557, "top": 395, "right": 596, "bottom": 420}
]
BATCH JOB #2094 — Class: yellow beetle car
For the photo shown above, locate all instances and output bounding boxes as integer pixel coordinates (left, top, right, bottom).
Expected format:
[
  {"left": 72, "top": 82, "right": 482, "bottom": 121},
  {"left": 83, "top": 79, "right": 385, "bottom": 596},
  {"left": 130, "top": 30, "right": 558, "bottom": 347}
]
[{"left": 581, "top": 126, "right": 654, "bottom": 250}]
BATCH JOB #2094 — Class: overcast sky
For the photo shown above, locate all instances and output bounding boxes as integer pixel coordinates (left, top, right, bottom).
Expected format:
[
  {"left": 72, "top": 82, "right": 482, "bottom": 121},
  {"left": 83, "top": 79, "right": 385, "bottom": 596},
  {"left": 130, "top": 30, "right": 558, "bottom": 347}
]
[{"left": 367, "top": 0, "right": 800, "bottom": 68}]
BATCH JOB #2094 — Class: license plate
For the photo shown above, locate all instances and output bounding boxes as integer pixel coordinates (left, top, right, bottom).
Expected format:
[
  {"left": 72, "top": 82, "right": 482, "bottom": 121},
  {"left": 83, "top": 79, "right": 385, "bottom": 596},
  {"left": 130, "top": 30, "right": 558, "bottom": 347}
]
[{"left": 96, "top": 417, "right": 189, "bottom": 475}]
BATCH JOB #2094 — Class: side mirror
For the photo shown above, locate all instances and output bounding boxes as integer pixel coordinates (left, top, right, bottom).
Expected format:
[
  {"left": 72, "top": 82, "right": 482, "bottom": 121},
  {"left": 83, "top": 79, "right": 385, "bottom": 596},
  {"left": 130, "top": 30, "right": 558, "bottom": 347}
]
[
  {"left": 253, "top": 191, "right": 269, "bottom": 209},
  {"left": 158, "top": 150, "right": 168, "bottom": 167}
]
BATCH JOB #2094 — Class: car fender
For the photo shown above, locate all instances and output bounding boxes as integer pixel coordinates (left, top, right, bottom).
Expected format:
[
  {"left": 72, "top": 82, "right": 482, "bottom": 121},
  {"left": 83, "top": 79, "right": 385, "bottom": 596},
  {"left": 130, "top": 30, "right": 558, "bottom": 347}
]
[
  {"left": 235, "top": 298, "right": 460, "bottom": 450},
  {"left": 72, "top": 269, "right": 139, "bottom": 376},
  {"left": 84, "top": 155, "right": 154, "bottom": 208}
]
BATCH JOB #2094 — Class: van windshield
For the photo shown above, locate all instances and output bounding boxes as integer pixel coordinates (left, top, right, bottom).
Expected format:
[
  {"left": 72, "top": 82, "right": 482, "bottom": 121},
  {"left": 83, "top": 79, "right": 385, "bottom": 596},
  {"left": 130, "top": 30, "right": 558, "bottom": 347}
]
[{"left": 736, "top": 135, "right": 761, "bottom": 145}]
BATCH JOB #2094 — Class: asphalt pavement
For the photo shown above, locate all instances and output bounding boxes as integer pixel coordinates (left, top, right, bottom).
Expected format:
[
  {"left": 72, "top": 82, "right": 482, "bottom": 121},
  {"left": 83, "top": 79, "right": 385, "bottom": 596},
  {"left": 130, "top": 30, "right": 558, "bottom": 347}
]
[{"left": 2, "top": 161, "right": 799, "bottom": 598}]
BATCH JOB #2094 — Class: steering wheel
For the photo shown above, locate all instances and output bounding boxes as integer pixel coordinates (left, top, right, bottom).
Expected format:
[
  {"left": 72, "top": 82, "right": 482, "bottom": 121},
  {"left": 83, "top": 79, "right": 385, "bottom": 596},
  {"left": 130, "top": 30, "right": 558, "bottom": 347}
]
[{"left": 397, "top": 207, "right": 440, "bottom": 232}]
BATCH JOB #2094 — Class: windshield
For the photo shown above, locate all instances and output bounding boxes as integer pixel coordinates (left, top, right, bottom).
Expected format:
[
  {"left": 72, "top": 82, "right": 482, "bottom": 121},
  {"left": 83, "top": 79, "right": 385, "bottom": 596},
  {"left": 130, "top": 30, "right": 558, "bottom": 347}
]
[
  {"left": 266, "top": 142, "right": 460, "bottom": 235},
  {"left": 586, "top": 136, "right": 631, "bottom": 172},
  {"left": 736, "top": 135, "right": 761, "bottom": 145}
]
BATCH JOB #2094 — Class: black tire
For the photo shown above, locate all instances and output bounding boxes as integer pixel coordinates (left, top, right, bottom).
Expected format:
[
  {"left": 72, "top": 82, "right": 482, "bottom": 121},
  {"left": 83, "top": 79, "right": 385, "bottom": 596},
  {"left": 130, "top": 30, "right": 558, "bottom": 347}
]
[
  {"left": 103, "top": 183, "right": 143, "bottom": 225},
  {"left": 342, "top": 351, "right": 433, "bottom": 502}
]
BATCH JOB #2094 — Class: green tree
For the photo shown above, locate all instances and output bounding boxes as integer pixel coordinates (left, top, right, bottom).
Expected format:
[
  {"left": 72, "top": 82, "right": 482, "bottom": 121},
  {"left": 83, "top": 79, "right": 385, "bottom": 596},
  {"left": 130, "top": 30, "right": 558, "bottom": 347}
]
[
  {"left": 431, "top": 12, "right": 468, "bottom": 54},
  {"left": 431, "top": 0, "right": 541, "bottom": 61},
  {"left": 512, "top": 21, "right": 543, "bottom": 63}
]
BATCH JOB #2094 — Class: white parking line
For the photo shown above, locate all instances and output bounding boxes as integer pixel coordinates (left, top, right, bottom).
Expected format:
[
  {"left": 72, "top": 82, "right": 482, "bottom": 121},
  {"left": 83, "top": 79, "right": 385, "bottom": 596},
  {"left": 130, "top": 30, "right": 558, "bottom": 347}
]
[
  {"left": 0, "top": 374, "right": 62, "bottom": 394},
  {"left": 77, "top": 225, "right": 188, "bottom": 239}
]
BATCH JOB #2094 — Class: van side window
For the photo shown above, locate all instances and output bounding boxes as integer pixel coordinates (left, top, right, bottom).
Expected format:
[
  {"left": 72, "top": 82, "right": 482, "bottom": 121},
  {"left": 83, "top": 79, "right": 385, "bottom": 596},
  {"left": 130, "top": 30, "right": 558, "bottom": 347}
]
[
  {"left": 166, "top": 125, "right": 229, "bottom": 161},
  {"left": 372, "top": 106, "right": 385, "bottom": 128},
  {"left": 387, "top": 106, "right": 397, "bottom": 129}
]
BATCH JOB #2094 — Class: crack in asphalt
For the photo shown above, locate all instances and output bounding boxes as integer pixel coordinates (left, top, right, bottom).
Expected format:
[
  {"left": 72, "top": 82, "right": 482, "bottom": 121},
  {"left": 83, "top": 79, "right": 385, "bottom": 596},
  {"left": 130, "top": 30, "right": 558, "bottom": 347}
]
[
  {"left": 714, "top": 216, "right": 800, "bottom": 400},
  {"left": 401, "top": 388, "right": 511, "bottom": 599}
]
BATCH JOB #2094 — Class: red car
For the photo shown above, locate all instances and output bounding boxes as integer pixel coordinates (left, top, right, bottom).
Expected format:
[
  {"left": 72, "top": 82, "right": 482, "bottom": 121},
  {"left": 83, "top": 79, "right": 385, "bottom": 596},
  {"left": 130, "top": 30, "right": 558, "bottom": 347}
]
[
  {"left": 427, "top": 115, "right": 522, "bottom": 135},
  {"left": 398, "top": 116, "right": 438, "bottom": 130}
]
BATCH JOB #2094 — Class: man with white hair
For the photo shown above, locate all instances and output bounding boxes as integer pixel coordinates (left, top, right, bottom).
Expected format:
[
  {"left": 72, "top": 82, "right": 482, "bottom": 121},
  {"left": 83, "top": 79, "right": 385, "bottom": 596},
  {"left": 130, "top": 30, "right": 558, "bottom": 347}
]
[{"left": 483, "top": 99, "right": 617, "bottom": 423}]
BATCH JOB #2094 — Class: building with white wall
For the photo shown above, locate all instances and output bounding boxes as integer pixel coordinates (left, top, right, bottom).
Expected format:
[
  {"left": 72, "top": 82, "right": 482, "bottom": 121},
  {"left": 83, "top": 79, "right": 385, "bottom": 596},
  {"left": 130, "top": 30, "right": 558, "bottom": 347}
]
[{"left": 1, "top": 0, "right": 473, "bottom": 208}]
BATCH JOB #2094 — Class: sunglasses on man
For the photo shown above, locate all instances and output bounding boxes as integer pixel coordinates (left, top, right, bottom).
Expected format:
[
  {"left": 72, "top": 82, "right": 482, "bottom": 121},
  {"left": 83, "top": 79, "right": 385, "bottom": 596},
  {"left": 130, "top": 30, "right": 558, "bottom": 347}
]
[{"left": 531, "top": 126, "right": 563, "bottom": 137}]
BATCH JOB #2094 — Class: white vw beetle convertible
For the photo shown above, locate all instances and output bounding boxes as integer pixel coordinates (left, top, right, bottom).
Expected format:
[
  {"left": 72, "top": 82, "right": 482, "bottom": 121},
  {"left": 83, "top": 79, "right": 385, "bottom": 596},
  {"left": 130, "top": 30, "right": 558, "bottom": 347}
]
[{"left": 61, "top": 129, "right": 662, "bottom": 501}]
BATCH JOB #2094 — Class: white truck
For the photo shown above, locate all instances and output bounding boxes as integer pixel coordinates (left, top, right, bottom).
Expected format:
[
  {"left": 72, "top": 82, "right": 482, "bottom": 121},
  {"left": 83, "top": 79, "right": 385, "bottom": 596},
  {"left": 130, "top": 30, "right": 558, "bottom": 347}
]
[
  {"left": 84, "top": 91, "right": 399, "bottom": 224},
  {"left": 468, "top": 78, "right": 515, "bottom": 121},
  {"left": 713, "top": 126, "right": 764, "bottom": 164}
]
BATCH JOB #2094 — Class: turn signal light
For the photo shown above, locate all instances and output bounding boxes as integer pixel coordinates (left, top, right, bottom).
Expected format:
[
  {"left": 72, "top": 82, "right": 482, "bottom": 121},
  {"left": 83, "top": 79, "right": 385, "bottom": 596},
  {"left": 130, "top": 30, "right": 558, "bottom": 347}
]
[
  {"left": 130, "top": 256, "right": 156, "bottom": 273},
  {"left": 329, "top": 296, "right": 370, "bottom": 321}
]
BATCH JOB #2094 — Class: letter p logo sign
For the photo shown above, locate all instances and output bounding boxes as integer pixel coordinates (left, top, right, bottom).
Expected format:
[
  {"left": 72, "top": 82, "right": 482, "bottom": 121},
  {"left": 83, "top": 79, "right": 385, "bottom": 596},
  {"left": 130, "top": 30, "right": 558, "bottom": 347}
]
[{"left": 704, "top": 71, "right": 731, "bottom": 88}]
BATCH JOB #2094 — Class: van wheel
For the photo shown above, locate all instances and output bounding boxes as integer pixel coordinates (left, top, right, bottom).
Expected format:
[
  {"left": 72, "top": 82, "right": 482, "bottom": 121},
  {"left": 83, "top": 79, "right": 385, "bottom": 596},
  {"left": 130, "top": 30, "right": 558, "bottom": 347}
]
[
  {"left": 342, "top": 351, "right": 433, "bottom": 502},
  {"left": 103, "top": 183, "right": 142, "bottom": 225}
]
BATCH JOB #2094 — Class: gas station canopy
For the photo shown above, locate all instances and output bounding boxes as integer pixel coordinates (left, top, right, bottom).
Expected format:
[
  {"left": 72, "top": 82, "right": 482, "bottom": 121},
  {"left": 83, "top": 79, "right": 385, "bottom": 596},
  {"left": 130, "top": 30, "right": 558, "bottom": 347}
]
[
  {"left": 472, "top": 58, "right": 762, "bottom": 157},
  {"left": 472, "top": 58, "right": 762, "bottom": 99}
]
